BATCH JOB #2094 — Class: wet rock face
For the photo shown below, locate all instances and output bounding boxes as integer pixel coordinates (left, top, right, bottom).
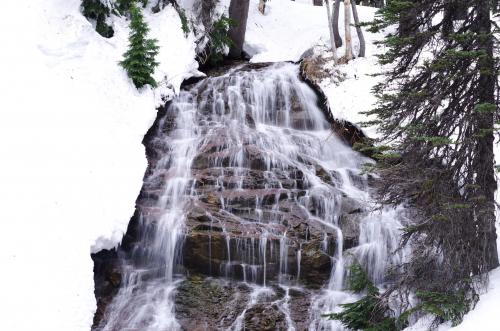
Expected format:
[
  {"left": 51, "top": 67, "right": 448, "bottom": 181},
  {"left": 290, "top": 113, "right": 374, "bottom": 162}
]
[
  {"left": 175, "top": 277, "right": 250, "bottom": 330},
  {"left": 299, "top": 46, "right": 373, "bottom": 150},
  {"left": 244, "top": 304, "right": 287, "bottom": 330},
  {"left": 174, "top": 277, "right": 313, "bottom": 331},
  {"left": 133, "top": 63, "right": 367, "bottom": 290},
  {"left": 93, "top": 63, "right": 371, "bottom": 330},
  {"left": 91, "top": 249, "right": 121, "bottom": 329}
]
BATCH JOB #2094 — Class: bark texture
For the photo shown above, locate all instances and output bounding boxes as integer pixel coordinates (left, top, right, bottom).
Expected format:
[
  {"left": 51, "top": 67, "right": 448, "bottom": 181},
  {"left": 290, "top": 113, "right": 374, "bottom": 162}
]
[
  {"left": 228, "top": 0, "right": 250, "bottom": 59},
  {"left": 344, "top": 0, "right": 353, "bottom": 60},
  {"left": 332, "top": 0, "right": 343, "bottom": 48},
  {"left": 475, "top": 0, "right": 499, "bottom": 270},
  {"left": 351, "top": 0, "right": 365, "bottom": 57}
]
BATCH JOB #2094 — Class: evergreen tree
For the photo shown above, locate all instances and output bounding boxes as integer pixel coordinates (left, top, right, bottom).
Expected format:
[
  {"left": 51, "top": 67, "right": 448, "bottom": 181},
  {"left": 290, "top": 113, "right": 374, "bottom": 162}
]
[
  {"left": 364, "top": 0, "right": 499, "bottom": 323},
  {"left": 115, "top": 0, "right": 148, "bottom": 15},
  {"left": 325, "top": 263, "right": 402, "bottom": 331},
  {"left": 81, "top": 0, "right": 114, "bottom": 38},
  {"left": 120, "top": 3, "right": 160, "bottom": 88}
]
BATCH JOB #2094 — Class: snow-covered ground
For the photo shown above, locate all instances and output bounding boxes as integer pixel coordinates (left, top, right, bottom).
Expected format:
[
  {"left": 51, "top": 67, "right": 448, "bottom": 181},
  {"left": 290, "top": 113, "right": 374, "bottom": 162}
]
[
  {"left": 0, "top": 0, "right": 497, "bottom": 330},
  {"left": 0, "top": 1, "right": 198, "bottom": 330}
]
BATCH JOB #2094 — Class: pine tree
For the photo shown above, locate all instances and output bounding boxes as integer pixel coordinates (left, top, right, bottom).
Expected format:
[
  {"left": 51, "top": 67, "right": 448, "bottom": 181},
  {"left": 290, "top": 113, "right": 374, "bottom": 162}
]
[
  {"left": 325, "top": 263, "right": 401, "bottom": 330},
  {"left": 364, "top": 0, "right": 499, "bottom": 323},
  {"left": 115, "top": 0, "right": 148, "bottom": 15},
  {"left": 120, "top": 3, "right": 159, "bottom": 88}
]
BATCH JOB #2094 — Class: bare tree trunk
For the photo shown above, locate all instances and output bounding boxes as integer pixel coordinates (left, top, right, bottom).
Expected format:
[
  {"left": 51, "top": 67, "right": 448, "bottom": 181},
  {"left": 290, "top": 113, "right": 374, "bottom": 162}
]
[
  {"left": 332, "top": 0, "right": 342, "bottom": 48},
  {"left": 344, "top": 0, "right": 353, "bottom": 60},
  {"left": 351, "top": 0, "right": 365, "bottom": 57},
  {"left": 399, "top": 1, "right": 417, "bottom": 37},
  {"left": 455, "top": 0, "right": 468, "bottom": 20},
  {"left": 228, "top": 0, "right": 250, "bottom": 59},
  {"left": 324, "top": 0, "right": 338, "bottom": 64},
  {"left": 258, "top": 0, "right": 266, "bottom": 14},
  {"left": 475, "top": 0, "right": 499, "bottom": 271}
]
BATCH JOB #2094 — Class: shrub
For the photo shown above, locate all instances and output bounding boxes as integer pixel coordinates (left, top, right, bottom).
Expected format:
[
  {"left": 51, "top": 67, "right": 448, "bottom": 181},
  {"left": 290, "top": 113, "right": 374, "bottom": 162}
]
[
  {"left": 81, "top": 0, "right": 114, "bottom": 38},
  {"left": 416, "top": 290, "right": 474, "bottom": 327},
  {"left": 325, "top": 263, "right": 402, "bottom": 331},
  {"left": 207, "top": 15, "right": 235, "bottom": 65}
]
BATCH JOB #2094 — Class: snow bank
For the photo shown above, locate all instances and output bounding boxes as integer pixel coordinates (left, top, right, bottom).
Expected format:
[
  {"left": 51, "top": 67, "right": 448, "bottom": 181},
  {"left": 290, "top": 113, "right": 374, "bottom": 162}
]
[{"left": 0, "top": 1, "right": 198, "bottom": 330}]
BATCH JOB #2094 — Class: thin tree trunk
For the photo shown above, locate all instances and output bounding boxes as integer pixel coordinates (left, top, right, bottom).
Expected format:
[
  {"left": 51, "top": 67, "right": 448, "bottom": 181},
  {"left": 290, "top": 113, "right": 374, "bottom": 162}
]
[
  {"left": 399, "top": 1, "right": 417, "bottom": 37},
  {"left": 455, "top": 0, "right": 468, "bottom": 20},
  {"left": 475, "top": 0, "right": 499, "bottom": 271},
  {"left": 332, "top": 0, "right": 342, "bottom": 48},
  {"left": 228, "top": 0, "right": 250, "bottom": 59},
  {"left": 344, "top": 0, "right": 353, "bottom": 60},
  {"left": 351, "top": 0, "right": 365, "bottom": 57},
  {"left": 324, "top": 0, "right": 338, "bottom": 64},
  {"left": 258, "top": 0, "right": 266, "bottom": 14}
]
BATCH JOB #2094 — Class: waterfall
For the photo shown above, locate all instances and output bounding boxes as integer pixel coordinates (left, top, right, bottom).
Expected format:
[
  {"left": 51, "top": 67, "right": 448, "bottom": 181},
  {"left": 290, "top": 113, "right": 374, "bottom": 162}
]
[{"left": 93, "top": 62, "right": 409, "bottom": 331}]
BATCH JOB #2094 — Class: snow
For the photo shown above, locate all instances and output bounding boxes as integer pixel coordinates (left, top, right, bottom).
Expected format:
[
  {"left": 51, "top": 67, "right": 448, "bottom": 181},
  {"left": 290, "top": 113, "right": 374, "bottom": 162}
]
[
  {"left": 0, "top": 1, "right": 198, "bottom": 330},
  {"left": 0, "top": 0, "right": 498, "bottom": 330}
]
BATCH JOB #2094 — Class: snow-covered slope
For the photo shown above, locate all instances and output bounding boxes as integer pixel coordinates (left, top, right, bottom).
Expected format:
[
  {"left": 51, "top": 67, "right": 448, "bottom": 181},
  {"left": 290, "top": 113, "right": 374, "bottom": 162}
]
[{"left": 0, "top": 1, "right": 198, "bottom": 330}]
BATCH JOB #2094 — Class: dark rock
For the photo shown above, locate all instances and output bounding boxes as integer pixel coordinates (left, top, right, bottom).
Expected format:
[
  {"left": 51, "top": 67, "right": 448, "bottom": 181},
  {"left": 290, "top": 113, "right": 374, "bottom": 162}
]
[
  {"left": 339, "top": 212, "right": 367, "bottom": 249},
  {"left": 244, "top": 304, "right": 287, "bottom": 331},
  {"left": 175, "top": 277, "right": 250, "bottom": 330},
  {"left": 299, "top": 241, "right": 332, "bottom": 288}
]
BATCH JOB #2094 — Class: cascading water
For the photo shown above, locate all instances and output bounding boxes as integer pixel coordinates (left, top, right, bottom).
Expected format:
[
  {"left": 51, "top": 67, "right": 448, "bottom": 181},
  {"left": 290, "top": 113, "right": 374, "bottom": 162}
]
[{"left": 93, "top": 62, "right": 409, "bottom": 331}]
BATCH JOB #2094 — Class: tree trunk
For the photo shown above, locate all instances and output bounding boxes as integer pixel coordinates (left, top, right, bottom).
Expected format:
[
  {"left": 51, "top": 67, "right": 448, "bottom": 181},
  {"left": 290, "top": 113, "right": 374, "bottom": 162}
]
[
  {"left": 332, "top": 0, "right": 342, "bottom": 48},
  {"left": 474, "top": 0, "right": 499, "bottom": 271},
  {"left": 324, "top": 0, "right": 338, "bottom": 64},
  {"left": 258, "top": 0, "right": 266, "bottom": 14},
  {"left": 455, "top": 0, "right": 468, "bottom": 20},
  {"left": 344, "top": 0, "right": 353, "bottom": 60},
  {"left": 313, "top": 0, "right": 323, "bottom": 5},
  {"left": 351, "top": 0, "right": 365, "bottom": 57},
  {"left": 228, "top": 0, "right": 250, "bottom": 59},
  {"left": 399, "top": 2, "right": 417, "bottom": 37}
]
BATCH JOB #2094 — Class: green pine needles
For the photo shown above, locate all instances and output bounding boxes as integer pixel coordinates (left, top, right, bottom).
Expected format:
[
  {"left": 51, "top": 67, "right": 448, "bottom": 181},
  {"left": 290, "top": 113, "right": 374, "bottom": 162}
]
[
  {"left": 325, "top": 263, "right": 473, "bottom": 330},
  {"left": 325, "top": 263, "right": 403, "bottom": 331},
  {"left": 115, "top": 0, "right": 148, "bottom": 15},
  {"left": 81, "top": 0, "right": 114, "bottom": 38},
  {"left": 120, "top": 3, "right": 160, "bottom": 88},
  {"left": 415, "top": 290, "right": 473, "bottom": 327},
  {"left": 208, "top": 15, "right": 236, "bottom": 65}
]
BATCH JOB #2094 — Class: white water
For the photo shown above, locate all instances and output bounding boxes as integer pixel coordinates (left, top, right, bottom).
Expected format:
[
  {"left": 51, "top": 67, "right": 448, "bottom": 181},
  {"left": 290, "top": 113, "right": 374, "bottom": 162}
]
[{"left": 95, "top": 63, "right": 409, "bottom": 331}]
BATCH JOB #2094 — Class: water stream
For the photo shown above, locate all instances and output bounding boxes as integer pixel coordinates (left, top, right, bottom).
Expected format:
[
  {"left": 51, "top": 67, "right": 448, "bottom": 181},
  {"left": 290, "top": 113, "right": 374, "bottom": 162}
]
[{"left": 93, "top": 62, "right": 408, "bottom": 331}]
